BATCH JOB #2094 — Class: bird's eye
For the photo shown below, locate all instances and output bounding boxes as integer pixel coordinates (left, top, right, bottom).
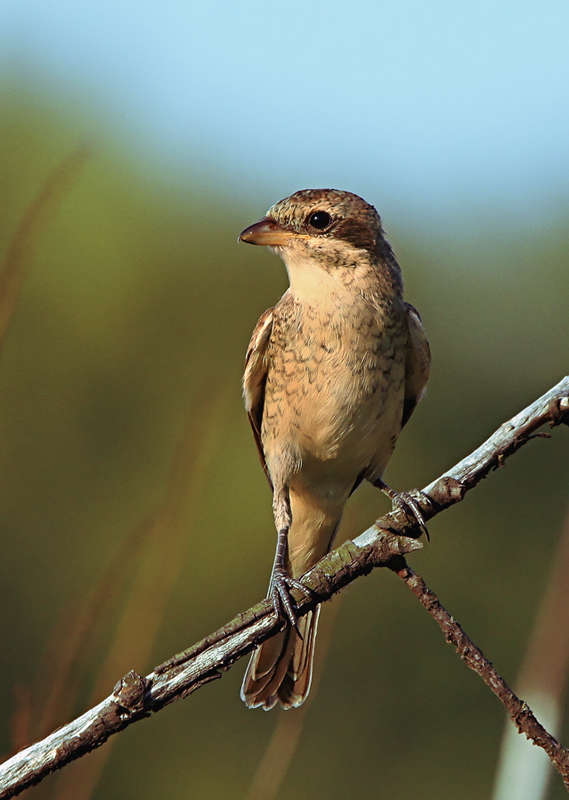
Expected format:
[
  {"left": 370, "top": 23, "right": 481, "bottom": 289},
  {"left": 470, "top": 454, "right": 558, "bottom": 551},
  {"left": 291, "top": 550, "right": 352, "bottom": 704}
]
[{"left": 307, "top": 211, "right": 332, "bottom": 230}]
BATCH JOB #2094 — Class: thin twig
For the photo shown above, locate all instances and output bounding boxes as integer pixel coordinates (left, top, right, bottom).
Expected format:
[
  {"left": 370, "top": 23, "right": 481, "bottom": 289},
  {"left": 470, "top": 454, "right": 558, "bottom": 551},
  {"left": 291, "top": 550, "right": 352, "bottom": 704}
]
[
  {"left": 0, "top": 376, "right": 567, "bottom": 799},
  {"left": 391, "top": 560, "right": 569, "bottom": 790}
]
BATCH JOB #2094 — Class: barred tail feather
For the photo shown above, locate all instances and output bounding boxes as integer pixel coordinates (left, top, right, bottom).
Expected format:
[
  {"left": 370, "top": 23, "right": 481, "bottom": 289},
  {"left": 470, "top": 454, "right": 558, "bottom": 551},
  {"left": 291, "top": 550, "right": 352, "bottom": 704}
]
[{"left": 240, "top": 607, "right": 321, "bottom": 710}]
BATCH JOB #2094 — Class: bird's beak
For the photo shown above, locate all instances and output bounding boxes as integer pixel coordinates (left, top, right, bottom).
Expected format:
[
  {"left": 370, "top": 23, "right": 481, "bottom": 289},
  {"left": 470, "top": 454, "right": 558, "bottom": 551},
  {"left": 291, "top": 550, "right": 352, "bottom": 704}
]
[{"left": 238, "top": 217, "right": 292, "bottom": 246}]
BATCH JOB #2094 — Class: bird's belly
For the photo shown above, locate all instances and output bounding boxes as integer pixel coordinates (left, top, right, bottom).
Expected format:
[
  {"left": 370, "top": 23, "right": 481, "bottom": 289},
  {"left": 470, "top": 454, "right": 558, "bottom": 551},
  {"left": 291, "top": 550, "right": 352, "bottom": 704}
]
[
  {"left": 262, "top": 352, "right": 405, "bottom": 494},
  {"left": 303, "top": 371, "right": 402, "bottom": 468}
]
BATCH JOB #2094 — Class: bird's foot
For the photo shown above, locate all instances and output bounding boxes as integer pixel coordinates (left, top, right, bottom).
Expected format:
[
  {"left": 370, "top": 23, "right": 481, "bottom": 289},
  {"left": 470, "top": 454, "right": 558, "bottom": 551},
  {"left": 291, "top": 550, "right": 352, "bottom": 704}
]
[
  {"left": 374, "top": 479, "right": 430, "bottom": 541},
  {"left": 269, "top": 566, "right": 309, "bottom": 636},
  {"left": 391, "top": 491, "right": 430, "bottom": 541}
]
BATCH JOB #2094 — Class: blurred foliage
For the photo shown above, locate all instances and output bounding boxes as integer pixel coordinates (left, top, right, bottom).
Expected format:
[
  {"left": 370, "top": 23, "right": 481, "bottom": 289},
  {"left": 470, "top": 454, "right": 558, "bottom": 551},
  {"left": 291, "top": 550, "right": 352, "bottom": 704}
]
[{"left": 0, "top": 78, "right": 568, "bottom": 800}]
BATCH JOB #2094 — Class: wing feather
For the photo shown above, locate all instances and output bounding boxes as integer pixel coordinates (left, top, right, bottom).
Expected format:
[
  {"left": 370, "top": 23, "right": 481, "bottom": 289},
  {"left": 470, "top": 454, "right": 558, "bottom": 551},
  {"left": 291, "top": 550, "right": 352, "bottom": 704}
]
[
  {"left": 243, "top": 307, "right": 274, "bottom": 487},
  {"left": 401, "top": 303, "right": 431, "bottom": 428}
]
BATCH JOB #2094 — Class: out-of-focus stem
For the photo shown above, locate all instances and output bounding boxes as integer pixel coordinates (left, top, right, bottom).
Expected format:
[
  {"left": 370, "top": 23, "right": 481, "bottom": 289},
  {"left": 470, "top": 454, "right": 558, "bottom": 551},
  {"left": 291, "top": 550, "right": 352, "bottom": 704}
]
[
  {"left": 0, "top": 147, "right": 89, "bottom": 345},
  {"left": 493, "top": 504, "right": 569, "bottom": 800}
]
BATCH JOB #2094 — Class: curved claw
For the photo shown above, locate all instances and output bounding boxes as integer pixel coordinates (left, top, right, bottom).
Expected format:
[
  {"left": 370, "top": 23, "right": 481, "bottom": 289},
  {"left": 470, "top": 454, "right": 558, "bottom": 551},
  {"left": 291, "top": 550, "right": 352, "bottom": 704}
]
[
  {"left": 392, "top": 491, "right": 430, "bottom": 541},
  {"left": 373, "top": 479, "right": 431, "bottom": 540},
  {"left": 269, "top": 567, "right": 308, "bottom": 637}
]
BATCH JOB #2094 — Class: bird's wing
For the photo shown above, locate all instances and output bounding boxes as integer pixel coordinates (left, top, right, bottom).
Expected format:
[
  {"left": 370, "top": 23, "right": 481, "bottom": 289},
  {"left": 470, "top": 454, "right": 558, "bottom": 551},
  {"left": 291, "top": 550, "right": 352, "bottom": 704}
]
[
  {"left": 401, "top": 302, "right": 431, "bottom": 428},
  {"left": 243, "top": 307, "right": 274, "bottom": 487}
]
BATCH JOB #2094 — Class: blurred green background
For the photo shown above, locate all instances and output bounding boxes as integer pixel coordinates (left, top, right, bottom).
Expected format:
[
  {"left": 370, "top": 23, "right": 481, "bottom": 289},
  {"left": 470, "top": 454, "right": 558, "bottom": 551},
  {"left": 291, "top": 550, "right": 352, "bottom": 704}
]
[{"left": 1, "top": 1, "right": 569, "bottom": 798}]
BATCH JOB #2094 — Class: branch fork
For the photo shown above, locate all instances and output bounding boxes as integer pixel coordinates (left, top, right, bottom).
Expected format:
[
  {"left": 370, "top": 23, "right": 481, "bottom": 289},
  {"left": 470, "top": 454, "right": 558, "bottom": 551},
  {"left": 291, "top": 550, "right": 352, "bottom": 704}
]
[{"left": 0, "top": 377, "right": 568, "bottom": 798}]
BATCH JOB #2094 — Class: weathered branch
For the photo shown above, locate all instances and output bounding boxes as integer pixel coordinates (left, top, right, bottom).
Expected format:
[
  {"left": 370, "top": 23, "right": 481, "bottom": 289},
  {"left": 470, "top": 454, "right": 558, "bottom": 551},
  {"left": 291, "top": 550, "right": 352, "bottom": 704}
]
[{"left": 1, "top": 376, "right": 568, "bottom": 798}]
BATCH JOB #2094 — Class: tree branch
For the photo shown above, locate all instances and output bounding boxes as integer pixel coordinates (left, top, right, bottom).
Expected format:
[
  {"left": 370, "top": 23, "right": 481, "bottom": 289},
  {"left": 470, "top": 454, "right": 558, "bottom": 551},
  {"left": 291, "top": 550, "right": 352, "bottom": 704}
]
[
  {"left": 391, "top": 559, "right": 569, "bottom": 790},
  {"left": 1, "top": 376, "right": 568, "bottom": 799}
]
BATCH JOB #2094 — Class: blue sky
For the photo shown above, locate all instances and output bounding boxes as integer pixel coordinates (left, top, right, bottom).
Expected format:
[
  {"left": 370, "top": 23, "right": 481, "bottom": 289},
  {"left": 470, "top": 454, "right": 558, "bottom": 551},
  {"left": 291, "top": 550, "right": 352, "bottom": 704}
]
[{"left": 2, "top": 0, "right": 569, "bottom": 223}]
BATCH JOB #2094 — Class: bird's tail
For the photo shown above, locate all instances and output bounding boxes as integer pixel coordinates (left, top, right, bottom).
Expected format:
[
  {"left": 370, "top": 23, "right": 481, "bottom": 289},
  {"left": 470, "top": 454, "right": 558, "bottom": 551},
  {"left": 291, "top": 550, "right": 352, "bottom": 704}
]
[
  {"left": 240, "top": 606, "right": 321, "bottom": 710},
  {"left": 241, "top": 494, "right": 343, "bottom": 709}
]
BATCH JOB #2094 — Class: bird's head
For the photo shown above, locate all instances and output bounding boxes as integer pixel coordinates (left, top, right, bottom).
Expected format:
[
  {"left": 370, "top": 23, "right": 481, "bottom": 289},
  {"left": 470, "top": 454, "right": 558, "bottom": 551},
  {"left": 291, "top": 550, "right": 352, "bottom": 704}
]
[{"left": 238, "top": 189, "right": 402, "bottom": 295}]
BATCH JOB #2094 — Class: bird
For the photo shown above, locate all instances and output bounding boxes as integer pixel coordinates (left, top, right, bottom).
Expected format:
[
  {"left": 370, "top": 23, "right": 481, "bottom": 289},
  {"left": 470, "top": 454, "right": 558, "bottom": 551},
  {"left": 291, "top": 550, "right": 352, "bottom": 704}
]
[{"left": 237, "top": 189, "right": 430, "bottom": 710}]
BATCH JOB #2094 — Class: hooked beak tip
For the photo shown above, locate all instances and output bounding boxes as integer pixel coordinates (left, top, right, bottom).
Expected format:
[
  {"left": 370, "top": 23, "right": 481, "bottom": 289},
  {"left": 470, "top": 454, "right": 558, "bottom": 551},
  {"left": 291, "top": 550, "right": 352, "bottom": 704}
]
[{"left": 238, "top": 218, "right": 290, "bottom": 246}]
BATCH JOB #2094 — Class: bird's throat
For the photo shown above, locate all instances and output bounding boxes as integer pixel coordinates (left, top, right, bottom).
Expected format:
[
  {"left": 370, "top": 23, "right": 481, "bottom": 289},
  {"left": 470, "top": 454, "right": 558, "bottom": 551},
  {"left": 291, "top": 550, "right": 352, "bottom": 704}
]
[{"left": 280, "top": 247, "right": 388, "bottom": 306}]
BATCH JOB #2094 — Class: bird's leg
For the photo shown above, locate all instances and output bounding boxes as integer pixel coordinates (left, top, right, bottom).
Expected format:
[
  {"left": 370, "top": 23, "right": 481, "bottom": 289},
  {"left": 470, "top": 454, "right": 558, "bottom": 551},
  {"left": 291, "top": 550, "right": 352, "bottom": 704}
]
[
  {"left": 270, "top": 488, "right": 309, "bottom": 634},
  {"left": 372, "top": 478, "right": 430, "bottom": 541}
]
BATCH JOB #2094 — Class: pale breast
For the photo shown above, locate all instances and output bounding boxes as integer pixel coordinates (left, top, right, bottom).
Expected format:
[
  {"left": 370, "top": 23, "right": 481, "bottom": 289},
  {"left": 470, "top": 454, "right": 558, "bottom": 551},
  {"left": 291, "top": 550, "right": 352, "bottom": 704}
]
[{"left": 261, "top": 292, "right": 408, "bottom": 481}]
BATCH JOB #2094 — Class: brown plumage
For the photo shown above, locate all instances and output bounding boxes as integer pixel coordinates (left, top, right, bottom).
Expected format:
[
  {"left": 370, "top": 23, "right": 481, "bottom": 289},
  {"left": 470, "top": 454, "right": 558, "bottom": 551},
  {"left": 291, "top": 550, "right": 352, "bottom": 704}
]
[{"left": 238, "top": 189, "right": 430, "bottom": 710}]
